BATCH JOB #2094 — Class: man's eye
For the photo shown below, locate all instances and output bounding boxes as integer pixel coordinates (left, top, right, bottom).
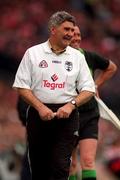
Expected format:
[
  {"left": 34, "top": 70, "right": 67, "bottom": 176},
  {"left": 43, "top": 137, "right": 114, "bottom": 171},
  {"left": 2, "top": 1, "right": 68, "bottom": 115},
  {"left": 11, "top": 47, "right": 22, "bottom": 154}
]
[{"left": 64, "top": 28, "right": 69, "bottom": 31}]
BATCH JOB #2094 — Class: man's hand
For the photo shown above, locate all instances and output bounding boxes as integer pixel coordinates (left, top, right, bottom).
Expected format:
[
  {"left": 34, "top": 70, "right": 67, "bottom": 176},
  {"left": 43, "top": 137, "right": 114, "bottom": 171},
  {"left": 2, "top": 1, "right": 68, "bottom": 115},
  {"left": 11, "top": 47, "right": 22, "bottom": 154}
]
[
  {"left": 38, "top": 104, "right": 56, "bottom": 121},
  {"left": 56, "top": 103, "right": 75, "bottom": 119}
]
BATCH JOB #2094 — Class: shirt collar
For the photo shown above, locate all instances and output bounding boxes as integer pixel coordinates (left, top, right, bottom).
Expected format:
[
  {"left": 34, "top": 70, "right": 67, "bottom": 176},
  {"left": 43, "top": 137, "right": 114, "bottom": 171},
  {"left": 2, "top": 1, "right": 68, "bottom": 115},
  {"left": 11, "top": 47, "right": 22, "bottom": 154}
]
[{"left": 42, "top": 40, "right": 71, "bottom": 55}]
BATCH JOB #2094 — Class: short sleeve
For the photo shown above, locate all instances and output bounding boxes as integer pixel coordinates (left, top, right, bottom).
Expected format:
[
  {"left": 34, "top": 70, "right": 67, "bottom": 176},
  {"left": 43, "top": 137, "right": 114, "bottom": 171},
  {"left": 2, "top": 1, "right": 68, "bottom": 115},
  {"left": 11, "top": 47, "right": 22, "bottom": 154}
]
[{"left": 13, "top": 49, "right": 32, "bottom": 89}]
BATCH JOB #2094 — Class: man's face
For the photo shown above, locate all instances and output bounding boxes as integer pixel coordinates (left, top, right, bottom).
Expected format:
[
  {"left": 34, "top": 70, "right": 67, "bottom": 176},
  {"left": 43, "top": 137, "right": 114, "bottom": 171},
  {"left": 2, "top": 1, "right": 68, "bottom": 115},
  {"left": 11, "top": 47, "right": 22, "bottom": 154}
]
[
  {"left": 51, "top": 21, "right": 75, "bottom": 48},
  {"left": 70, "top": 26, "right": 81, "bottom": 49}
]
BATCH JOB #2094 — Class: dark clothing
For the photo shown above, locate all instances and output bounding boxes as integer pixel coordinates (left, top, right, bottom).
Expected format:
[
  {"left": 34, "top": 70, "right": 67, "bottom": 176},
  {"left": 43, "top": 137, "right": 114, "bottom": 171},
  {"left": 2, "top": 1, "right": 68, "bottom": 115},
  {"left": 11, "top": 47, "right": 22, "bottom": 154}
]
[
  {"left": 17, "top": 97, "right": 31, "bottom": 180},
  {"left": 78, "top": 96, "right": 98, "bottom": 112},
  {"left": 0, "top": 52, "right": 18, "bottom": 75},
  {"left": 20, "top": 149, "right": 31, "bottom": 180},
  {"left": 0, "top": 51, "right": 19, "bottom": 85},
  {"left": 78, "top": 97, "right": 99, "bottom": 140},
  {"left": 78, "top": 49, "right": 109, "bottom": 140},
  {"left": 80, "top": 49, "right": 109, "bottom": 77},
  {"left": 27, "top": 105, "right": 79, "bottom": 180},
  {"left": 17, "top": 97, "right": 28, "bottom": 126},
  {"left": 79, "top": 105, "right": 99, "bottom": 140}
]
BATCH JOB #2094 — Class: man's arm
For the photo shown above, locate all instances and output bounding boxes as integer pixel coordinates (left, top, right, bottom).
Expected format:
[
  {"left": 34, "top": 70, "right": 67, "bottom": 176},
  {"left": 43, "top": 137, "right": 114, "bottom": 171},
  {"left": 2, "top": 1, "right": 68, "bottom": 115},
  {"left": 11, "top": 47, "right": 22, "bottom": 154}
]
[
  {"left": 56, "top": 90, "right": 94, "bottom": 119},
  {"left": 56, "top": 52, "right": 95, "bottom": 119},
  {"left": 95, "top": 60, "right": 117, "bottom": 88},
  {"left": 74, "top": 90, "right": 94, "bottom": 107},
  {"left": 17, "top": 88, "right": 55, "bottom": 121}
]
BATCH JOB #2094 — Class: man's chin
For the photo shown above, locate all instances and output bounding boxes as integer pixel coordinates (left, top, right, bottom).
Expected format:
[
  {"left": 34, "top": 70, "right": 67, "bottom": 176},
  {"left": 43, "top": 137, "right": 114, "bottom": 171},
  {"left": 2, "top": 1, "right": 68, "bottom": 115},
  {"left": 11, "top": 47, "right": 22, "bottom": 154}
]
[
  {"left": 63, "top": 41, "right": 71, "bottom": 47},
  {"left": 70, "top": 43, "right": 78, "bottom": 49}
]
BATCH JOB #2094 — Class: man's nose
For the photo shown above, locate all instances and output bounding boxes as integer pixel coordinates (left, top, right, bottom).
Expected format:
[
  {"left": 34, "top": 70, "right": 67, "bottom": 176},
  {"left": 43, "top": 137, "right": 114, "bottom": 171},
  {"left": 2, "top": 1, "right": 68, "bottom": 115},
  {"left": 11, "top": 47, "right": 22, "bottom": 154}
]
[{"left": 68, "top": 30, "right": 74, "bottom": 37}]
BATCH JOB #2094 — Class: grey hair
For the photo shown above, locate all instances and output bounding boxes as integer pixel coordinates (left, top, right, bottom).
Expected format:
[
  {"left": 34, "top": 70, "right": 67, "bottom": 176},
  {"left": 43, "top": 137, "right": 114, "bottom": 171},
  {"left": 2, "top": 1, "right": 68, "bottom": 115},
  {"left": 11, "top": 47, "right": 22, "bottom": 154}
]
[{"left": 48, "top": 11, "right": 76, "bottom": 31}]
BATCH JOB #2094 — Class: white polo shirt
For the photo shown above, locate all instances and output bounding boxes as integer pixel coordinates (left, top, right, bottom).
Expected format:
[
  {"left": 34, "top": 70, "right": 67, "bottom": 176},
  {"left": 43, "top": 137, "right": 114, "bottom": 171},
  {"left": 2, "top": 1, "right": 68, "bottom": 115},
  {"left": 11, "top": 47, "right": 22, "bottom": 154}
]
[{"left": 13, "top": 40, "right": 95, "bottom": 104}]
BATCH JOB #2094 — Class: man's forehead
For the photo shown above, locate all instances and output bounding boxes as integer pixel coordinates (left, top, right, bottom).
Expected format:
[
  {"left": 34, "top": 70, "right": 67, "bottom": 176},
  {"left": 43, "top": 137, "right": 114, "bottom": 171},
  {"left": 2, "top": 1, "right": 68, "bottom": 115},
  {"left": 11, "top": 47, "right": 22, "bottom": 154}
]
[{"left": 60, "top": 21, "right": 75, "bottom": 27}]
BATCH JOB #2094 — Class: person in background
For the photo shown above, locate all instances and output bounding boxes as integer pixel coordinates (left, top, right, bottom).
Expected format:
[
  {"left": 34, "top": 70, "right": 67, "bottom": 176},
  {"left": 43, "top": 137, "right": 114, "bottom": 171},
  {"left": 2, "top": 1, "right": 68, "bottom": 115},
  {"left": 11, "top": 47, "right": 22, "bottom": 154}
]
[
  {"left": 13, "top": 11, "right": 95, "bottom": 180},
  {"left": 69, "top": 26, "right": 117, "bottom": 180}
]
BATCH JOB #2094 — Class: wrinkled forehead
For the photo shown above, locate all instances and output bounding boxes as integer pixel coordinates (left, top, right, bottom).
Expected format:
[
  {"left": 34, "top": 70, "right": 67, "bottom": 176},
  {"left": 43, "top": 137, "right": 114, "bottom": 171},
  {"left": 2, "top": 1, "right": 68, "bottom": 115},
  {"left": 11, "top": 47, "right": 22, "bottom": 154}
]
[{"left": 59, "top": 21, "right": 75, "bottom": 29}]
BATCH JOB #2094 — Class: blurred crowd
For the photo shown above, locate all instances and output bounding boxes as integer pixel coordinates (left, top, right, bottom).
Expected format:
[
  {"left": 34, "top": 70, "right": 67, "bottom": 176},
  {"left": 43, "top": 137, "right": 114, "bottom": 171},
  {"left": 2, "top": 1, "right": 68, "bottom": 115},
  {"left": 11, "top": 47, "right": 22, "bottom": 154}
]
[
  {"left": 0, "top": 0, "right": 120, "bottom": 179},
  {"left": 0, "top": 0, "right": 120, "bottom": 61}
]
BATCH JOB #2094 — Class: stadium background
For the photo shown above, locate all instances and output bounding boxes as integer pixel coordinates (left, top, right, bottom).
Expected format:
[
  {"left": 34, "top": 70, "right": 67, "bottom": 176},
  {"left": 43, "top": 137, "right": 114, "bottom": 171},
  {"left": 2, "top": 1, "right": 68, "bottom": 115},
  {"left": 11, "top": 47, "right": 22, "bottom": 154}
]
[{"left": 0, "top": 0, "right": 120, "bottom": 179}]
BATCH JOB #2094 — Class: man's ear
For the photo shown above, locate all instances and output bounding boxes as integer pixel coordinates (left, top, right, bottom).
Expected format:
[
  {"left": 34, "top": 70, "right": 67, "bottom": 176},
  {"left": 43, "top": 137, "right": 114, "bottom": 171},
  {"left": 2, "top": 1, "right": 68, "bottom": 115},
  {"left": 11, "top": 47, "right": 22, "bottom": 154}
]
[{"left": 51, "top": 27, "right": 56, "bottom": 35}]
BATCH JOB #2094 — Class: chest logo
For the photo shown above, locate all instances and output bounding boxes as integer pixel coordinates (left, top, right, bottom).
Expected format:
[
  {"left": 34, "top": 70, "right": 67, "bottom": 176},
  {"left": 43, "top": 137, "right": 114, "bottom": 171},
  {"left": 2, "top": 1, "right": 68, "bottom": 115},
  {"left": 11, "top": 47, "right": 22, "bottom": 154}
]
[
  {"left": 39, "top": 60, "right": 48, "bottom": 68},
  {"left": 43, "top": 80, "right": 65, "bottom": 90},
  {"left": 52, "top": 60, "right": 61, "bottom": 64},
  {"left": 65, "top": 61, "right": 73, "bottom": 71},
  {"left": 51, "top": 74, "right": 58, "bottom": 81}
]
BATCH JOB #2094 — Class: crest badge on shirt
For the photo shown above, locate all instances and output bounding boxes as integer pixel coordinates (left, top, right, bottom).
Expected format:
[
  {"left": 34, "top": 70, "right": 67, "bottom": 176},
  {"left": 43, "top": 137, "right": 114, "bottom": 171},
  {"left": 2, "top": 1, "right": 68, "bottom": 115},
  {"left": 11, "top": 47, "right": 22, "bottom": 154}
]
[
  {"left": 51, "top": 74, "right": 58, "bottom": 81},
  {"left": 65, "top": 61, "right": 73, "bottom": 71},
  {"left": 39, "top": 60, "right": 48, "bottom": 68}
]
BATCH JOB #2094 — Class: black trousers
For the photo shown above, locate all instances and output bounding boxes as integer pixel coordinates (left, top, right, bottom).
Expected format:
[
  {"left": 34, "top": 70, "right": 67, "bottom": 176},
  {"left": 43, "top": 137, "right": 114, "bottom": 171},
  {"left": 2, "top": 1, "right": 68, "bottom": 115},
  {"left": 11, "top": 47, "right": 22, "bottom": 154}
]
[
  {"left": 27, "top": 105, "right": 79, "bottom": 180},
  {"left": 20, "top": 148, "right": 31, "bottom": 180}
]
